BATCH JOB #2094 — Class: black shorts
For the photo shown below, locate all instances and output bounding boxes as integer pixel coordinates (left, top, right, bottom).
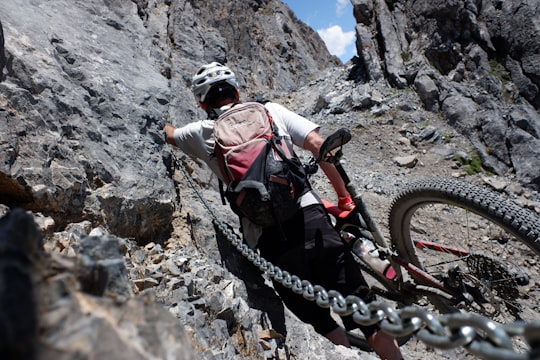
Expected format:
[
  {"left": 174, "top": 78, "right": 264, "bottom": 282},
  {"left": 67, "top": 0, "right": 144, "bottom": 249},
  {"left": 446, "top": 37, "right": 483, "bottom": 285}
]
[{"left": 257, "top": 204, "right": 378, "bottom": 339}]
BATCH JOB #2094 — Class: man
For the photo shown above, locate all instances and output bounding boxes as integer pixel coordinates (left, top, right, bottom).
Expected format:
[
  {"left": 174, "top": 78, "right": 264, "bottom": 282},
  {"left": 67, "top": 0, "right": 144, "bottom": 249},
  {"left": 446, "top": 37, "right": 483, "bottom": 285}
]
[{"left": 164, "top": 62, "right": 402, "bottom": 359}]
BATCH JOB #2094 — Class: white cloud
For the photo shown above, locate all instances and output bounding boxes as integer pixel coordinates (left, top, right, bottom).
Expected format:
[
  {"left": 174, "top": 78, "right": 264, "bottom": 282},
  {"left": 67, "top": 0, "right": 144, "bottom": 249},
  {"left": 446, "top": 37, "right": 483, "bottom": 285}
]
[
  {"left": 317, "top": 25, "right": 355, "bottom": 58},
  {"left": 336, "top": 0, "right": 349, "bottom": 16}
]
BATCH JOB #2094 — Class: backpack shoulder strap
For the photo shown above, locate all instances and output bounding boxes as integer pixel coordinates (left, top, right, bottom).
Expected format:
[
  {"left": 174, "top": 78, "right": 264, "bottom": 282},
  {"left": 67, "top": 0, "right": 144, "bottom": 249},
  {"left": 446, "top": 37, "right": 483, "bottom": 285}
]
[
  {"left": 218, "top": 179, "right": 227, "bottom": 205},
  {"left": 251, "top": 94, "right": 270, "bottom": 105},
  {"left": 208, "top": 108, "right": 222, "bottom": 120}
]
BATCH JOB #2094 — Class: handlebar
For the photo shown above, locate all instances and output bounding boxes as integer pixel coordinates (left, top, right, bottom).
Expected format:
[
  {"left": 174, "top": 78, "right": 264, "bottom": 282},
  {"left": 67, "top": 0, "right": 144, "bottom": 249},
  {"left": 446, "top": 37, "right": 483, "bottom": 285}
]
[
  {"left": 304, "top": 128, "right": 352, "bottom": 176},
  {"left": 316, "top": 128, "right": 352, "bottom": 163},
  {"left": 308, "top": 128, "right": 389, "bottom": 248}
]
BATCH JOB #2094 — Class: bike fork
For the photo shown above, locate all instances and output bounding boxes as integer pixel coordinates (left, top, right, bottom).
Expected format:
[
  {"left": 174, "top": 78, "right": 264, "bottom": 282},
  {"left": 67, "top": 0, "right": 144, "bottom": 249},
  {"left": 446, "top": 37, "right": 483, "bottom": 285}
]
[{"left": 333, "top": 156, "right": 388, "bottom": 248}]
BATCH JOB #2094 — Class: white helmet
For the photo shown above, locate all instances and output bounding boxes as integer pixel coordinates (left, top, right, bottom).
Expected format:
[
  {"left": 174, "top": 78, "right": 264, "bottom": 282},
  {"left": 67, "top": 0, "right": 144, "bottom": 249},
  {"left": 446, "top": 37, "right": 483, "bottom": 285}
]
[{"left": 191, "top": 62, "right": 238, "bottom": 102}]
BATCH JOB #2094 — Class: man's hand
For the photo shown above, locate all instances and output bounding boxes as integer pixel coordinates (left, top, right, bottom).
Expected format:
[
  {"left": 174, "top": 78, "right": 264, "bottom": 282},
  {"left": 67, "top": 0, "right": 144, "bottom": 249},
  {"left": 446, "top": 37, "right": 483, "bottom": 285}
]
[
  {"left": 303, "top": 129, "right": 352, "bottom": 202},
  {"left": 164, "top": 124, "right": 176, "bottom": 145}
]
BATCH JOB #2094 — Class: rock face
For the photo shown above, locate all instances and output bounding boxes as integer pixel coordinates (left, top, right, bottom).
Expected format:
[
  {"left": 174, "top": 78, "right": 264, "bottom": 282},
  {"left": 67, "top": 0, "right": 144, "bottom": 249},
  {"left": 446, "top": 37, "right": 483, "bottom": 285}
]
[
  {"left": 1, "top": 0, "right": 173, "bottom": 243},
  {"left": 350, "top": 0, "right": 540, "bottom": 187},
  {"left": 0, "top": 209, "right": 199, "bottom": 360},
  {"left": 163, "top": 1, "right": 340, "bottom": 93},
  {"left": 0, "top": 1, "right": 363, "bottom": 359},
  {"left": 0, "top": 0, "right": 337, "bottom": 243},
  {"left": 0, "top": 0, "right": 539, "bottom": 359}
]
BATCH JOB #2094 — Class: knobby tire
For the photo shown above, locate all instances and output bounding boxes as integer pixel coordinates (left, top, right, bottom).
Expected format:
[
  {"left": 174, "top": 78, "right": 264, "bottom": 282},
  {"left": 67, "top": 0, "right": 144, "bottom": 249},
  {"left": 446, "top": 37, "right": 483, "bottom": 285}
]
[{"left": 388, "top": 177, "right": 540, "bottom": 335}]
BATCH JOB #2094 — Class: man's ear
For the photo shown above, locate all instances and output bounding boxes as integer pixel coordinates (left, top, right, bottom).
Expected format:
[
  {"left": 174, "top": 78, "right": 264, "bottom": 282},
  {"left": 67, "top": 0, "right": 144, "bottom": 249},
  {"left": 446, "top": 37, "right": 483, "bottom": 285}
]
[
  {"left": 199, "top": 101, "right": 208, "bottom": 111},
  {"left": 235, "top": 90, "right": 240, "bottom": 102}
]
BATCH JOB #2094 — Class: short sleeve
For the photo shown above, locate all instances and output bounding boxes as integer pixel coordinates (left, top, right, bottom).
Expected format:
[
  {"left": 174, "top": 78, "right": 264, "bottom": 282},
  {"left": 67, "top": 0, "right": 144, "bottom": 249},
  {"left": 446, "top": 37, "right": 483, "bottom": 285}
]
[
  {"left": 264, "top": 102, "right": 319, "bottom": 148},
  {"left": 173, "top": 120, "right": 222, "bottom": 177}
]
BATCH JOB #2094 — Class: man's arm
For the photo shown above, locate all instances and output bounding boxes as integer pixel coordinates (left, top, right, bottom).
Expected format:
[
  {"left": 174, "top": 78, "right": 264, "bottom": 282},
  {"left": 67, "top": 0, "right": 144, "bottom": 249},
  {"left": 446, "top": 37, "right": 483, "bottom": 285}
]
[{"left": 302, "top": 129, "right": 350, "bottom": 199}]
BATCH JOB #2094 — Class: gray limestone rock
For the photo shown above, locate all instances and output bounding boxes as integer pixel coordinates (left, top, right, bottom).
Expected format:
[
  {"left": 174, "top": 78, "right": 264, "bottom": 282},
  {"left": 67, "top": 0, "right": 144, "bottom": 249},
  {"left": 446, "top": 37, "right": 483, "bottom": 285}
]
[{"left": 0, "top": 0, "right": 539, "bottom": 359}]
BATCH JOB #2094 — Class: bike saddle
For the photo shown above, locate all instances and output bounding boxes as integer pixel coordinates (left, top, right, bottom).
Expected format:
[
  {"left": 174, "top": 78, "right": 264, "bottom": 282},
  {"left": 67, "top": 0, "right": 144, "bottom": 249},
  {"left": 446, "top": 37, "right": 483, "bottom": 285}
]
[{"left": 317, "top": 128, "right": 352, "bottom": 163}]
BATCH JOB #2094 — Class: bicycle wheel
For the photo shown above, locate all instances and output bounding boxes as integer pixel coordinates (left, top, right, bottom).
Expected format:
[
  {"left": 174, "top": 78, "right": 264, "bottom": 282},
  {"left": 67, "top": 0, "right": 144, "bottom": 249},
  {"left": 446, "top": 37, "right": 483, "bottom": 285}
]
[{"left": 388, "top": 177, "right": 540, "bottom": 329}]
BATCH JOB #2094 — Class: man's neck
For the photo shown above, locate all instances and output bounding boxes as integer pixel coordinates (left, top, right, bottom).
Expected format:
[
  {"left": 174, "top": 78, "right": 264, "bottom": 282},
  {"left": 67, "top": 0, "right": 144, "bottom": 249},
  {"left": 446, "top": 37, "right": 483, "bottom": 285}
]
[{"left": 216, "top": 99, "right": 236, "bottom": 108}]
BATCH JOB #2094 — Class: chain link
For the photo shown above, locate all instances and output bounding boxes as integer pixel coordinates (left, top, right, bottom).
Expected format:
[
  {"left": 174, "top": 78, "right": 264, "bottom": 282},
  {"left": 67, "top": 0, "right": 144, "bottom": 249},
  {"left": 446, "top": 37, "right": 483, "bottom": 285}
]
[{"left": 175, "top": 157, "right": 540, "bottom": 360}]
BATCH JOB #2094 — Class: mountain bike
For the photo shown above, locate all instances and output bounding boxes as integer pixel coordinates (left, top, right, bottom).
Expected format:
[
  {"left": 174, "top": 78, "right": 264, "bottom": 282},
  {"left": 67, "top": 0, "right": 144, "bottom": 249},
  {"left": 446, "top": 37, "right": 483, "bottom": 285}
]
[{"left": 311, "top": 128, "right": 540, "bottom": 352}]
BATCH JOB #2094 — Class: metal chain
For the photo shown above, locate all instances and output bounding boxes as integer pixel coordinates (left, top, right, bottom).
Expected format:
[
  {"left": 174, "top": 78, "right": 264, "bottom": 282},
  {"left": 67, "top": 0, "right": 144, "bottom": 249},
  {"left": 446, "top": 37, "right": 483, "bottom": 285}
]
[{"left": 174, "top": 157, "right": 540, "bottom": 360}]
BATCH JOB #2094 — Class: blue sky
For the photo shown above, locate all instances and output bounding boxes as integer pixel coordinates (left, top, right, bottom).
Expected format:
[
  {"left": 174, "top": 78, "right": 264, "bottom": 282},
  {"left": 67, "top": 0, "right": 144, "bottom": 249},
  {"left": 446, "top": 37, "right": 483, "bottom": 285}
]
[{"left": 282, "top": 0, "right": 357, "bottom": 63}]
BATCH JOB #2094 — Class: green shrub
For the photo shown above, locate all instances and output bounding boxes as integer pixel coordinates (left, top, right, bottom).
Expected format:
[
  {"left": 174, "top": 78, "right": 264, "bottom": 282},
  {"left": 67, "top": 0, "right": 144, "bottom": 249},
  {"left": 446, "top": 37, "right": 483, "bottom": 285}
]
[{"left": 454, "top": 152, "right": 484, "bottom": 175}]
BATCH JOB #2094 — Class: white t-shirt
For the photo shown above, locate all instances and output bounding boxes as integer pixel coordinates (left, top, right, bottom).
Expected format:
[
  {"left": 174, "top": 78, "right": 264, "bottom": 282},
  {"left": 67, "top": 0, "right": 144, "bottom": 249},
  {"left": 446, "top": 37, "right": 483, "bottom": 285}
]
[{"left": 172, "top": 102, "right": 323, "bottom": 247}]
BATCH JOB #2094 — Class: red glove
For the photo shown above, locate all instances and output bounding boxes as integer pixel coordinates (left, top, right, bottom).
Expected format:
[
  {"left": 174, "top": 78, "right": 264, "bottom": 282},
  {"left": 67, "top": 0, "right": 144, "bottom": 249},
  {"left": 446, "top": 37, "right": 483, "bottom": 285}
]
[{"left": 338, "top": 195, "right": 355, "bottom": 211}]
